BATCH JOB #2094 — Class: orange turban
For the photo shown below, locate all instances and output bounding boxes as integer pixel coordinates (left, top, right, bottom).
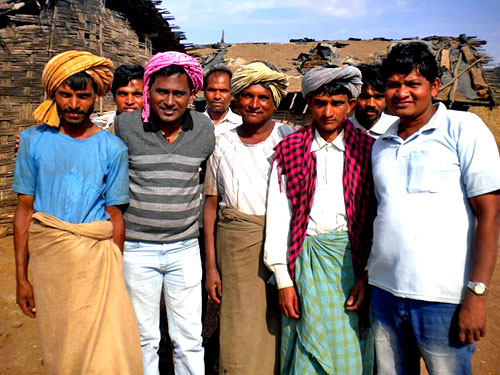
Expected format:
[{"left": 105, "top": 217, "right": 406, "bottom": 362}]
[{"left": 33, "top": 50, "right": 113, "bottom": 127}]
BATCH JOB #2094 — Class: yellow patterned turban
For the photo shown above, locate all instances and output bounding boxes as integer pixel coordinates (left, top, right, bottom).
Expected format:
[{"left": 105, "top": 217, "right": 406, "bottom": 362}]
[
  {"left": 33, "top": 50, "right": 114, "bottom": 127},
  {"left": 231, "top": 62, "right": 288, "bottom": 107}
]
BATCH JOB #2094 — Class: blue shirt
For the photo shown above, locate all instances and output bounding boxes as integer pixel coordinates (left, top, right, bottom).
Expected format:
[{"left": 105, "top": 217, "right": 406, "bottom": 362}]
[
  {"left": 367, "top": 103, "right": 500, "bottom": 304},
  {"left": 13, "top": 125, "right": 129, "bottom": 224}
]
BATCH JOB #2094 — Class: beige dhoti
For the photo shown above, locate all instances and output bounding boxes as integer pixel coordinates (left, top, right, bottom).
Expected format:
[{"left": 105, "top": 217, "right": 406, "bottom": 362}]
[
  {"left": 28, "top": 212, "right": 142, "bottom": 375},
  {"left": 216, "top": 206, "right": 280, "bottom": 375}
]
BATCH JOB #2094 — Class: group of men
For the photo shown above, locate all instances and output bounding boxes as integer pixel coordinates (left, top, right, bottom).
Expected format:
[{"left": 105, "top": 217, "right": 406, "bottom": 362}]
[{"left": 12, "top": 40, "right": 500, "bottom": 375}]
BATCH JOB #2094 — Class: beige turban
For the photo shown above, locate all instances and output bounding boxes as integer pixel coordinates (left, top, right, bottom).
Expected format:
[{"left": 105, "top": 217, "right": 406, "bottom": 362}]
[
  {"left": 33, "top": 50, "right": 114, "bottom": 127},
  {"left": 231, "top": 62, "right": 288, "bottom": 107}
]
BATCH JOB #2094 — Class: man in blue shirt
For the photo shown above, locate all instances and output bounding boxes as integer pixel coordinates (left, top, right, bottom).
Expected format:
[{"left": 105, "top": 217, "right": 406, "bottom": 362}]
[
  {"left": 368, "top": 42, "right": 500, "bottom": 374},
  {"left": 12, "top": 50, "right": 141, "bottom": 374}
]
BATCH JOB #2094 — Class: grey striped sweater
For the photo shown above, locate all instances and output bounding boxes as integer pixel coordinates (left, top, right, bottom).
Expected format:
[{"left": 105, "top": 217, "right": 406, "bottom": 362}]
[{"left": 115, "top": 109, "right": 215, "bottom": 243}]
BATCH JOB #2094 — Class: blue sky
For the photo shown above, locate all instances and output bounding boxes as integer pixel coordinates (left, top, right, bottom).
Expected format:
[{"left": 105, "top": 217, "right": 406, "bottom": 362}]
[{"left": 162, "top": 0, "right": 500, "bottom": 65}]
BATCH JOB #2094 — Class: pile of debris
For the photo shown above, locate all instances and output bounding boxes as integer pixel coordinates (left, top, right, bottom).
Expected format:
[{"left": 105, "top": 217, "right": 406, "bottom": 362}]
[{"left": 293, "top": 43, "right": 342, "bottom": 73}]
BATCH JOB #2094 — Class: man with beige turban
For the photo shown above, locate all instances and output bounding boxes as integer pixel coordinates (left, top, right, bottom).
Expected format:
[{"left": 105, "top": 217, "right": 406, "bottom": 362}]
[
  {"left": 203, "top": 61, "right": 294, "bottom": 374},
  {"left": 13, "top": 50, "right": 142, "bottom": 374}
]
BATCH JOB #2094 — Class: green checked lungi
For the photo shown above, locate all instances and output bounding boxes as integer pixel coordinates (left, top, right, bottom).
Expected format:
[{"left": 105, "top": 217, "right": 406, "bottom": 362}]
[{"left": 281, "top": 231, "right": 374, "bottom": 375}]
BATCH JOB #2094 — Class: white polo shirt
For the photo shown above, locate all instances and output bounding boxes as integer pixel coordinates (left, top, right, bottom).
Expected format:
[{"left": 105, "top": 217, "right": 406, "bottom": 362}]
[{"left": 368, "top": 103, "right": 500, "bottom": 304}]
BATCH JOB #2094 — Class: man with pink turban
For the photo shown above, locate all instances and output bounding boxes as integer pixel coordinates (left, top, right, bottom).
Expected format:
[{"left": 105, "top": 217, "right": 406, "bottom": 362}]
[{"left": 114, "top": 51, "right": 215, "bottom": 375}]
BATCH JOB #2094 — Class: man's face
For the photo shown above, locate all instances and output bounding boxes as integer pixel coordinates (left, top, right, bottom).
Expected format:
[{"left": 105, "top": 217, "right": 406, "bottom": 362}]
[
  {"left": 355, "top": 84, "right": 386, "bottom": 129},
  {"left": 149, "top": 73, "right": 194, "bottom": 126},
  {"left": 204, "top": 72, "right": 232, "bottom": 115},
  {"left": 307, "top": 93, "right": 356, "bottom": 135},
  {"left": 235, "top": 84, "right": 275, "bottom": 126},
  {"left": 54, "top": 80, "right": 96, "bottom": 127},
  {"left": 385, "top": 68, "right": 440, "bottom": 121},
  {"left": 113, "top": 78, "right": 144, "bottom": 114}
]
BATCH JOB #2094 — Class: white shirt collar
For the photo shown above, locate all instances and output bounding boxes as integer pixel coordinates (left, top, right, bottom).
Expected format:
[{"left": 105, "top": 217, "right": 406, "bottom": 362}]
[
  {"left": 311, "top": 127, "right": 345, "bottom": 152},
  {"left": 380, "top": 103, "right": 443, "bottom": 140},
  {"left": 203, "top": 107, "right": 241, "bottom": 125},
  {"left": 350, "top": 113, "right": 398, "bottom": 137}
]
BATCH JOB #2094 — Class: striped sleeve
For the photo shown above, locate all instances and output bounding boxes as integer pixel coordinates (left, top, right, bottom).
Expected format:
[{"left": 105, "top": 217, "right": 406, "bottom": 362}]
[{"left": 203, "top": 152, "right": 219, "bottom": 196}]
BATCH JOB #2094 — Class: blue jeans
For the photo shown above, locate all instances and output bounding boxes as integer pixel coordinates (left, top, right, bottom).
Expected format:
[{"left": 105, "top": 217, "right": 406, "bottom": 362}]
[
  {"left": 123, "top": 239, "right": 204, "bottom": 375},
  {"left": 370, "top": 286, "right": 475, "bottom": 375}
]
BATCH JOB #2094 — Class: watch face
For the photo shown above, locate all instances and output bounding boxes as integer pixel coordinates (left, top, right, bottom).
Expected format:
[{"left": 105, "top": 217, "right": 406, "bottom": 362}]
[{"left": 474, "top": 284, "right": 487, "bottom": 295}]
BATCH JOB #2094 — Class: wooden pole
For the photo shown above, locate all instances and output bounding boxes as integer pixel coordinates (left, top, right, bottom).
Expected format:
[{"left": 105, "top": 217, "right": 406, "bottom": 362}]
[
  {"left": 99, "top": 0, "right": 104, "bottom": 114},
  {"left": 44, "top": 4, "right": 58, "bottom": 102},
  {"left": 289, "top": 93, "right": 297, "bottom": 110},
  {"left": 439, "top": 56, "right": 486, "bottom": 91},
  {"left": 448, "top": 51, "right": 463, "bottom": 107}
]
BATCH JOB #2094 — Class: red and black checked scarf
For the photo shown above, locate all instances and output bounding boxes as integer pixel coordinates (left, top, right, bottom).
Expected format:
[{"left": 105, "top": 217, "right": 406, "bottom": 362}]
[{"left": 273, "top": 118, "right": 377, "bottom": 281}]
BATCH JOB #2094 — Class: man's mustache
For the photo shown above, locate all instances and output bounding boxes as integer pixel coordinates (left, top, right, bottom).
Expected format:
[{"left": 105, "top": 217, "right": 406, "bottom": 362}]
[{"left": 62, "top": 109, "right": 86, "bottom": 115}]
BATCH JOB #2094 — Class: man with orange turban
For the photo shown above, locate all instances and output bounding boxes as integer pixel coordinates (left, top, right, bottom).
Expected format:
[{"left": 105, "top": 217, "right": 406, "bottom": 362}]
[{"left": 13, "top": 50, "right": 142, "bottom": 374}]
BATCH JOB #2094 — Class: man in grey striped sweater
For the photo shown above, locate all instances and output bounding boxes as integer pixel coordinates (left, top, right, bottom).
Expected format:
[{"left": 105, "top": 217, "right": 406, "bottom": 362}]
[{"left": 115, "top": 52, "right": 214, "bottom": 375}]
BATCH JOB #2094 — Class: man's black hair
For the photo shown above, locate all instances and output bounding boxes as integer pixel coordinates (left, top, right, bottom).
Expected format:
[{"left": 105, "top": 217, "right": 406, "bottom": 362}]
[
  {"left": 111, "top": 64, "right": 144, "bottom": 95},
  {"left": 308, "top": 81, "right": 353, "bottom": 99},
  {"left": 62, "top": 71, "right": 98, "bottom": 93},
  {"left": 203, "top": 65, "right": 232, "bottom": 90},
  {"left": 357, "top": 64, "right": 384, "bottom": 93},
  {"left": 149, "top": 65, "right": 194, "bottom": 91},
  {"left": 381, "top": 42, "right": 441, "bottom": 84}
]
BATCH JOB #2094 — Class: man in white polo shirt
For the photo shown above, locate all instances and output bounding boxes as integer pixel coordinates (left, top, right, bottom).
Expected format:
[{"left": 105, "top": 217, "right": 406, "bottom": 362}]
[
  {"left": 349, "top": 64, "right": 397, "bottom": 139},
  {"left": 368, "top": 42, "right": 500, "bottom": 374},
  {"left": 203, "top": 65, "right": 241, "bottom": 135}
]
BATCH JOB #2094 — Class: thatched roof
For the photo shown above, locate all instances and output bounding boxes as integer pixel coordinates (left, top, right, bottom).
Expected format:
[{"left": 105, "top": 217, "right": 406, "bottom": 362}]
[
  {"left": 192, "top": 35, "right": 496, "bottom": 106},
  {"left": 0, "top": 0, "right": 50, "bottom": 18},
  {"left": 106, "top": 0, "right": 187, "bottom": 52},
  {"left": 0, "top": 0, "right": 186, "bottom": 52}
]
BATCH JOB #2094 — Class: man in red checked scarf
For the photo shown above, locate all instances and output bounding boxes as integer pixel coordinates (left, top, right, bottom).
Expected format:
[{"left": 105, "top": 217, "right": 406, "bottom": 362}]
[{"left": 264, "top": 65, "right": 376, "bottom": 375}]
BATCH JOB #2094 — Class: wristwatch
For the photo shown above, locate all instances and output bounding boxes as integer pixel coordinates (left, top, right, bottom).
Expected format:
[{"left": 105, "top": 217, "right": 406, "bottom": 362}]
[{"left": 467, "top": 281, "right": 489, "bottom": 296}]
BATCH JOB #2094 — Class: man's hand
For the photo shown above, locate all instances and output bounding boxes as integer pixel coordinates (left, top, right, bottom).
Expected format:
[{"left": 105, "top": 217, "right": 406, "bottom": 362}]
[
  {"left": 458, "top": 293, "right": 487, "bottom": 344},
  {"left": 206, "top": 266, "right": 222, "bottom": 305},
  {"left": 346, "top": 277, "right": 367, "bottom": 311},
  {"left": 279, "top": 286, "right": 300, "bottom": 319},
  {"left": 16, "top": 279, "right": 36, "bottom": 318},
  {"left": 105, "top": 206, "right": 125, "bottom": 251}
]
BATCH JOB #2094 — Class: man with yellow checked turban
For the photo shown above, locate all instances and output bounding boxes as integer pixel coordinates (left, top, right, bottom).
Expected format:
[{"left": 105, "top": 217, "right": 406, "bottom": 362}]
[
  {"left": 13, "top": 50, "right": 142, "bottom": 374},
  {"left": 33, "top": 50, "right": 113, "bottom": 126}
]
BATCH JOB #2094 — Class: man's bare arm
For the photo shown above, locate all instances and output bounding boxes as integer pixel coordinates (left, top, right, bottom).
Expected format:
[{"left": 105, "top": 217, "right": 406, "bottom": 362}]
[
  {"left": 13, "top": 194, "right": 36, "bottom": 318},
  {"left": 105, "top": 206, "right": 125, "bottom": 251},
  {"left": 203, "top": 195, "right": 222, "bottom": 304},
  {"left": 458, "top": 190, "right": 500, "bottom": 344}
]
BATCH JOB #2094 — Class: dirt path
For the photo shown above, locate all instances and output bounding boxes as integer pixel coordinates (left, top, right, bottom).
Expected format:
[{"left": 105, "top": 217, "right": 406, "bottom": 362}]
[{"left": 0, "top": 236, "right": 499, "bottom": 374}]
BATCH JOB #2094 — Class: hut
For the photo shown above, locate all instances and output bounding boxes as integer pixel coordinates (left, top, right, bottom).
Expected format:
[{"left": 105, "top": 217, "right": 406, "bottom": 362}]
[
  {"left": 192, "top": 35, "right": 498, "bottom": 127},
  {"left": 0, "top": 0, "right": 185, "bottom": 235}
]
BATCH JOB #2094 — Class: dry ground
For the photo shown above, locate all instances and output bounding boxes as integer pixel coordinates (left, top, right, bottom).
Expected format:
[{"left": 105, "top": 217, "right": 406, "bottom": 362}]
[
  {"left": 469, "top": 106, "right": 500, "bottom": 149},
  {"left": 0, "top": 236, "right": 499, "bottom": 374}
]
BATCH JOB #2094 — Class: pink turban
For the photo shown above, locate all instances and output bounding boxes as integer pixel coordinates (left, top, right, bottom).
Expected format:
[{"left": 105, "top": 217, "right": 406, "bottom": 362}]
[{"left": 142, "top": 51, "right": 203, "bottom": 122}]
